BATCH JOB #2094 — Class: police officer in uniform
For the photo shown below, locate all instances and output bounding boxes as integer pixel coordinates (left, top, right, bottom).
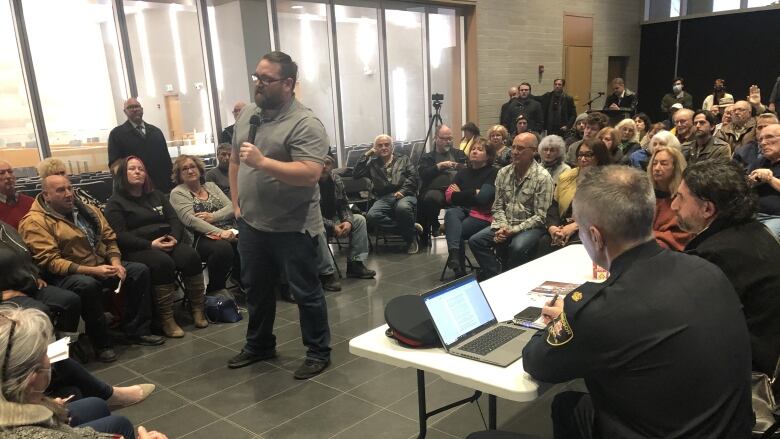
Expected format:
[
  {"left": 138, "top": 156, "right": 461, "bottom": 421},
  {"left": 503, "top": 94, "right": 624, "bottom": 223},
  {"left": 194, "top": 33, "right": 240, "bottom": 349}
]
[{"left": 522, "top": 166, "right": 753, "bottom": 439}]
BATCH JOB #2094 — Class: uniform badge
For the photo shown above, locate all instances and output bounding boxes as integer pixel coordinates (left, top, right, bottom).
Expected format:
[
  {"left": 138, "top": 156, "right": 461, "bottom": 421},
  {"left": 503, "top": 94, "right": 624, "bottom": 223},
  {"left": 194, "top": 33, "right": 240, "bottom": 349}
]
[
  {"left": 571, "top": 291, "right": 582, "bottom": 302},
  {"left": 546, "top": 312, "right": 574, "bottom": 346}
]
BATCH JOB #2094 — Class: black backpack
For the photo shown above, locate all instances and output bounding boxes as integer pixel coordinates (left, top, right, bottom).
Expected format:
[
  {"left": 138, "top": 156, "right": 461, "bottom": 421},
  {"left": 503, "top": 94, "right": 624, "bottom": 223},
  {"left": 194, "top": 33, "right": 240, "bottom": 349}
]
[{"left": 384, "top": 295, "right": 441, "bottom": 348}]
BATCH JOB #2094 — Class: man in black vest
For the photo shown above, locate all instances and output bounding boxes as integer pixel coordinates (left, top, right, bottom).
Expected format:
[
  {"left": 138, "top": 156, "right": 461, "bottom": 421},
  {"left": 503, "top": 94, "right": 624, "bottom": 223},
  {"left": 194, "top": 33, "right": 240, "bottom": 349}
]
[{"left": 108, "top": 98, "right": 173, "bottom": 193}]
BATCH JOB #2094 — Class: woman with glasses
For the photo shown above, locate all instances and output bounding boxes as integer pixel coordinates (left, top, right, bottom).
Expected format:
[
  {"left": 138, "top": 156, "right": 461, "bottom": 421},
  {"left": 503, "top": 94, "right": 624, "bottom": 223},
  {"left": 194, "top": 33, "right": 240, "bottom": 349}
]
[
  {"left": 170, "top": 155, "right": 240, "bottom": 294},
  {"left": 104, "top": 156, "right": 208, "bottom": 338},
  {"left": 0, "top": 306, "right": 168, "bottom": 439},
  {"left": 536, "top": 139, "right": 611, "bottom": 257}
]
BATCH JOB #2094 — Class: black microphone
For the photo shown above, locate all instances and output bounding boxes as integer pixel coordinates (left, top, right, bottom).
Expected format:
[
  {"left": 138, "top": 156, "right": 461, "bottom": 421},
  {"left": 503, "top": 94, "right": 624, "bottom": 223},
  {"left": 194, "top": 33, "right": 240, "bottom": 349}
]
[
  {"left": 597, "top": 91, "right": 605, "bottom": 96},
  {"left": 248, "top": 115, "right": 260, "bottom": 144}
]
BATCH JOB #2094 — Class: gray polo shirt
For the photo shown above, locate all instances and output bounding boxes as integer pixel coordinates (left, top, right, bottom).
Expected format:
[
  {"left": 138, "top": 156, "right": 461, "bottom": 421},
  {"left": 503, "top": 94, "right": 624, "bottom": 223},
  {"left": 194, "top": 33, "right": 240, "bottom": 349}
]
[{"left": 232, "top": 99, "right": 327, "bottom": 235}]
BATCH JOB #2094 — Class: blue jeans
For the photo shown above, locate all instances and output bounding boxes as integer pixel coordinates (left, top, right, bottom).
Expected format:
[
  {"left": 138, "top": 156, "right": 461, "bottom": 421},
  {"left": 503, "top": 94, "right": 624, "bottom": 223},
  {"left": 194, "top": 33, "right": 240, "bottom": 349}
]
[
  {"left": 317, "top": 214, "right": 370, "bottom": 275},
  {"left": 468, "top": 226, "right": 544, "bottom": 279},
  {"left": 238, "top": 219, "right": 331, "bottom": 362},
  {"left": 366, "top": 194, "right": 418, "bottom": 243},
  {"left": 50, "top": 358, "right": 112, "bottom": 401},
  {"left": 68, "top": 397, "right": 135, "bottom": 439},
  {"left": 757, "top": 213, "right": 780, "bottom": 237},
  {"left": 444, "top": 207, "right": 490, "bottom": 256}
]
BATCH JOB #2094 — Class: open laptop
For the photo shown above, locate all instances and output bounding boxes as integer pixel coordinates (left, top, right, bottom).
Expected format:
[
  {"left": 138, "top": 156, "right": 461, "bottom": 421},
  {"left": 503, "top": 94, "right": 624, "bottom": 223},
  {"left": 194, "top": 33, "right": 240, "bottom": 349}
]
[{"left": 421, "top": 275, "right": 533, "bottom": 367}]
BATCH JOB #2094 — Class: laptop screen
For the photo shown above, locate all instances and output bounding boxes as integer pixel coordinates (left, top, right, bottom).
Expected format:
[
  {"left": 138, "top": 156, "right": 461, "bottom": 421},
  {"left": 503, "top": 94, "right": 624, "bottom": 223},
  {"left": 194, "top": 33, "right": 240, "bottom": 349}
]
[{"left": 423, "top": 276, "right": 496, "bottom": 346}]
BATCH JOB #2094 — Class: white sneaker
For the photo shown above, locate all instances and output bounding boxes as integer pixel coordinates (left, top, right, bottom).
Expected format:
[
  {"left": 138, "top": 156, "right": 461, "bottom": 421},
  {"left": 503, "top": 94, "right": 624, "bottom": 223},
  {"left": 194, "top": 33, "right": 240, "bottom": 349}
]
[{"left": 407, "top": 236, "right": 419, "bottom": 254}]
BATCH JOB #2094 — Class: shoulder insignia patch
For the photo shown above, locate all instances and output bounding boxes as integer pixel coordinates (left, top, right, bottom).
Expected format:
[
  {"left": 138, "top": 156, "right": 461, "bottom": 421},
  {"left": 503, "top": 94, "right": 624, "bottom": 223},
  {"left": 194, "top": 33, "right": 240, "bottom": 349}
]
[
  {"left": 571, "top": 291, "right": 583, "bottom": 302},
  {"left": 546, "top": 312, "right": 574, "bottom": 346}
]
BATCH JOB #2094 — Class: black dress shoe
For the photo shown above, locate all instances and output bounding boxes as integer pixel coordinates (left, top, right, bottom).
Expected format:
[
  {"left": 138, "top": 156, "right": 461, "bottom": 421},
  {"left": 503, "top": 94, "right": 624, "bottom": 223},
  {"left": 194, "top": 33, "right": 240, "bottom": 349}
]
[
  {"left": 131, "top": 335, "right": 166, "bottom": 346},
  {"left": 227, "top": 349, "right": 277, "bottom": 369},
  {"left": 294, "top": 358, "right": 330, "bottom": 379},
  {"left": 346, "top": 261, "right": 376, "bottom": 279},
  {"left": 96, "top": 348, "right": 118, "bottom": 363}
]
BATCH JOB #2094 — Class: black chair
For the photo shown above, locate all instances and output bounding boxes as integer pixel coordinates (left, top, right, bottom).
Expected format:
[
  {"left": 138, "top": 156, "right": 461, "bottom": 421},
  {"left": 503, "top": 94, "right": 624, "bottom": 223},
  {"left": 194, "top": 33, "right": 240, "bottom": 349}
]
[
  {"left": 439, "top": 254, "right": 477, "bottom": 281},
  {"left": 76, "top": 180, "right": 112, "bottom": 203}
]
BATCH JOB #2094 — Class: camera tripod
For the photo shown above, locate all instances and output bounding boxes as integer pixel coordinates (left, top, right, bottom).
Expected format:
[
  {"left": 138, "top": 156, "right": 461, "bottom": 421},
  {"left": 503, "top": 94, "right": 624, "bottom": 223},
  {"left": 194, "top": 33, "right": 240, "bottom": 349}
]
[{"left": 421, "top": 97, "right": 445, "bottom": 164}]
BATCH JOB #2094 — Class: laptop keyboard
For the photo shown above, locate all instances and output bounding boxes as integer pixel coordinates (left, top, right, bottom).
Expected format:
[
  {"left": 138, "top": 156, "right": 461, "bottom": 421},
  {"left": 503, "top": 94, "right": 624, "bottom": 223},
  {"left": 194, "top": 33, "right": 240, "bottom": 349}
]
[{"left": 459, "top": 325, "right": 525, "bottom": 356}]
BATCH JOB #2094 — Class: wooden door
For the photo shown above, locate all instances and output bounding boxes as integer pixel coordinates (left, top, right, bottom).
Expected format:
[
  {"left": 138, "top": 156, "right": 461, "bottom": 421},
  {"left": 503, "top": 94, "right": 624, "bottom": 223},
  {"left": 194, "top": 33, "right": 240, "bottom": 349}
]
[
  {"left": 565, "top": 46, "right": 593, "bottom": 115},
  {"left": 164, "top": 94, "right": 183, "bottom": 140}
]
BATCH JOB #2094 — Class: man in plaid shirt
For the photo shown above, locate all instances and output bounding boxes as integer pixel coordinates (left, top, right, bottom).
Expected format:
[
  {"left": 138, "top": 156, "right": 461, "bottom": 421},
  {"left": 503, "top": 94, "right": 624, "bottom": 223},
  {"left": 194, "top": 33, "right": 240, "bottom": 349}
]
[{"left": 469, "top": 132, "right": 553, "bottom": 279}]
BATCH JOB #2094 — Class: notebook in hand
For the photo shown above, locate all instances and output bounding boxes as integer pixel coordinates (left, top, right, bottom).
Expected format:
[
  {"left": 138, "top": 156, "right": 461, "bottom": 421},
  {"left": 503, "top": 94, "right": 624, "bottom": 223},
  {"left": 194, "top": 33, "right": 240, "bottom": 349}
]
[{"left": 422, "top": 275, "right": 533, "bottom": 367}]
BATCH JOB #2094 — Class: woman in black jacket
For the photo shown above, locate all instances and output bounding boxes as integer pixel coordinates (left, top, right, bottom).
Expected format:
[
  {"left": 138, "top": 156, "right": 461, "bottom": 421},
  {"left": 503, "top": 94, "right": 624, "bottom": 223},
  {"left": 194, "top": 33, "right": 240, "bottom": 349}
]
[
  {"left": 443, "top": 138, "right": 498, "bottom": 277},
  {"left": 104, "top": 156, "right": 207, "bottom": 338}
]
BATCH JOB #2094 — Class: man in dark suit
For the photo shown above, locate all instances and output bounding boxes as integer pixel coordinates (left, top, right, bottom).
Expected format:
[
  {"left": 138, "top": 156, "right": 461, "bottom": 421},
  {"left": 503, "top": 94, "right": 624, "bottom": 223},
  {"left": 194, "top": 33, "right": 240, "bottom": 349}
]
[
  {"left": 499, "top": 86, "right": 518, "bottom": 133},
  {"left": 603, "top": 77, "right": 637, "bottom": 118},
  {"left": 507, "top": 82, "right": 544, "bottom": 135},
  {"left": 107, "top": 98, "right": 173, "bottom": 193},
  {"left": 539, "top": 79, "right": 577, "bottom": 136}
]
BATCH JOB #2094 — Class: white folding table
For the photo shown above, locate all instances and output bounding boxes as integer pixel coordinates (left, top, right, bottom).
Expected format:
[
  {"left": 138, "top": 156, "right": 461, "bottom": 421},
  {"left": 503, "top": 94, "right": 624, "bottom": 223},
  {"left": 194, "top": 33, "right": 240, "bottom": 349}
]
[{"left": 349, "top": 245, "right": 597, "bottom": 438}]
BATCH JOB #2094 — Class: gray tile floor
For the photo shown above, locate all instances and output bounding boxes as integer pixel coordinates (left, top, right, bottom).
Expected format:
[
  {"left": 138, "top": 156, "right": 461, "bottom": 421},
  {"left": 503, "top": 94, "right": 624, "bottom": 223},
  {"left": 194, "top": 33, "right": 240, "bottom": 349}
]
[{"left": 85, "top": 238, "right": 561, "bottom": 439}]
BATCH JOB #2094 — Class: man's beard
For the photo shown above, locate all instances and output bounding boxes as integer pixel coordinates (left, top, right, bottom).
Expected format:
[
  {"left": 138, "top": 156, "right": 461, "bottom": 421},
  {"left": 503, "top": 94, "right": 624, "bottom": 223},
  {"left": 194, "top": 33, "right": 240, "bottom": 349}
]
[
  {"left": 255, "top": 88, "right": 283, "bottom": 110},
  {"left": 218, "top": 161, "right": 229, "bottom": 171}
]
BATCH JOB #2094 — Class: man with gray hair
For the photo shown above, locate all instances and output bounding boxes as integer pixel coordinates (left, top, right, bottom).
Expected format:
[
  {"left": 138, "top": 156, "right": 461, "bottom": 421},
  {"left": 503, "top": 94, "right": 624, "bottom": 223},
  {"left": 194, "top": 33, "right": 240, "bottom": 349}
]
[
  {"left": 522, "top": 165, "right": 753, "bottom": 438},
  {"left": 353, "top": 133, "right": 420, "bottom": 254},
  {"left": 716, "top": 99, "right": 756, "bottom": 153}
]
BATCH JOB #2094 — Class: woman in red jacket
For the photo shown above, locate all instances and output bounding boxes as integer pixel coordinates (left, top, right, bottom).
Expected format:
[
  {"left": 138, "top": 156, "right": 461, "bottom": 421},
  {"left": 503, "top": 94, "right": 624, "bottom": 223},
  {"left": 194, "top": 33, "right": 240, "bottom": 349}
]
[{"left": 648, "top": 146, "right": 693, "bottom": 250}]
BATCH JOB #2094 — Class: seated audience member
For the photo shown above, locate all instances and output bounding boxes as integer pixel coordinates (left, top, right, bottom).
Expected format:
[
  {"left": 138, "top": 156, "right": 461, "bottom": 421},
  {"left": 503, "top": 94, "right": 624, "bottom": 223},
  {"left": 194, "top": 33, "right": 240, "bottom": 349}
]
[
  {"left": 204, "top": 143, "right": 232, "bottom": 198},
  {"left": 596, "top": 126, "right": 622, "bottom": 163},
  {"left": 0, "top": 306, "right": 169, "bottom": 439},
  {"left": 104, "top": 157, "right": 208, "bottom": 337},
  {"left": 354, "top": 134, "right": 421, "bottom": 254},
  {"left": 507, "top": 82, "right": 544, "bottom": 135},
  {"left": 459, "top": 122, "right": 480, "bottom": 155},
  {"left": 635, "top": 113, "right": 654, "bottom": 149},
  {"left": 746, "top": 123, "right": 780, "bottom": 237},
  {"left": 565, "top": 112, "right": 607, "bottom": 166},
  {"left": 469, "top": 133, "right": 553, "bottom": 280},
  {"left": 702, "top": 78, "right": 733, "bottom": 111},
  {"left": 714, "top": 102, "right": 734, "bottom": 134},
  {"left": 716, "top": 100, "right": 756, "bottom": 153},
  {"left": 660, "top": 77, "right": 694, "bottom": 113},
  {"left": 680, "top": 110, "right": 730, "bottom": 165},
  {"left": 1, "top": 221, "right": 81, "bottom": 339},
  {"left": 523, "top": 165, "right": 753, "bottom": 439},
  {"left": 629, "top": 128, "right": 679, "bottom": 170},
  {"left": 36, "top": 158, "right": 103, "bottom": 207},
  {"left": 671, "top": 108, "right": 695, "bottom": 144},
  {"left": 316, "top": 155, "right": 375, "bottom": 291},
  {"left": 487, "top": 125, "right": 512, "bottom": 168},
  {"left": 564, "top": 113, "right": 587, "bottom": 148},
  {"left": 734, "top": 112, "right": 778, "bottom": 171},
  {"left": 614, "top": 118, "right": 641, "bottom": 164},
  {"left": 48, "top": 358, "right": 154, "bottom": 410},
  {"left": 0, "top": 160, "right": 34, "bottom": 229},
  {"left": 538, "top": 135, "right": 570, "bottom": 187},
  {"left": 648, "top": 146, "right": 692, "bottom": 250},
  {"left": 417, "top": 125, "right": 467, "bottom": 243},
  {"left": 444, "top": 138, "right": 498, "bottom": 277},
  {"left": 169, "top": 155, "right": 239, "bottom": 295},
  {"left": 603, "top": 77, "right": 638, "bottom": 115},
  {"left": 661, "top": 102, "right": 682, "bottom": 131},
  {"left": 19, "top": 175, "right": 164, "bottom": 361},
  {"left": 537, "top": 139, "right": 611, "bottom": 257},
  {"left": 514, "top": 114, "right": 532, "bottom": 137},
  {"left": 673, "top": 159, "right": 780, "bottom": 376}
]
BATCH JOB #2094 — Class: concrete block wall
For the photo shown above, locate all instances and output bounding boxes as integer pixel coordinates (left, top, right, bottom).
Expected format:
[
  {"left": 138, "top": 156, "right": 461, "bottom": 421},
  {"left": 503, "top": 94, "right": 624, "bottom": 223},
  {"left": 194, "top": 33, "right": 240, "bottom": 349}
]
[{"left": 473, "top": 0, "right": 644, "bottom": 132}]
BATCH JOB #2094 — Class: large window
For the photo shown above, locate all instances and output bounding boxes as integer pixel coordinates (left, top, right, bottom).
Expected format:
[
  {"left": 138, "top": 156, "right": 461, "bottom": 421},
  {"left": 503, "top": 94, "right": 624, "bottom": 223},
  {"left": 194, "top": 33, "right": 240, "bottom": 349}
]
[
  {"left": 335, "top": 4, "right": 384, "bottom": 146},
  {"left": 429, "top": 9, "right": 463, "bottom": 135},
  {"left": 124, "top": 0, "right": 214, "bottom": 158},
  {"left": 23, "top": 0, "right": 125, "bottom": 172},
  {"left": 385, "top": 9, "right": 426, "bottom": 142},
  {"left": 277, "top": 0, "right": 338, "bottom": 147},
  {"left": 0, "top": 1, "right": 37, "bottom": 168}
]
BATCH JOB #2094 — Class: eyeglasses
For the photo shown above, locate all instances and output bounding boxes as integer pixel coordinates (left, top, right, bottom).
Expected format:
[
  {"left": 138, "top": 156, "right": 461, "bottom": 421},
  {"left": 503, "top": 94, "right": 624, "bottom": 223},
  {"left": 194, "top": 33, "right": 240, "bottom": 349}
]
[
  {"left": 251, "top": 74, "right": 286, "bottom": 86},
  {"left": 577, "top": 152, "right": 595, "bottom": 158},
  {"left": 1, "top": 316, "right": 17, "bottom": 384}
]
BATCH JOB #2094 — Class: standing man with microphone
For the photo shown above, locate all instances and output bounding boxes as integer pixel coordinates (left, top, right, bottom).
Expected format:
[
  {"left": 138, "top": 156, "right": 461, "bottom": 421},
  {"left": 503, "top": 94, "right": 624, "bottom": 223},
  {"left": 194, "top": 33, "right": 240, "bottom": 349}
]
[{"left": 227, "top": 51, "right": 332, "bottom": 379}]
